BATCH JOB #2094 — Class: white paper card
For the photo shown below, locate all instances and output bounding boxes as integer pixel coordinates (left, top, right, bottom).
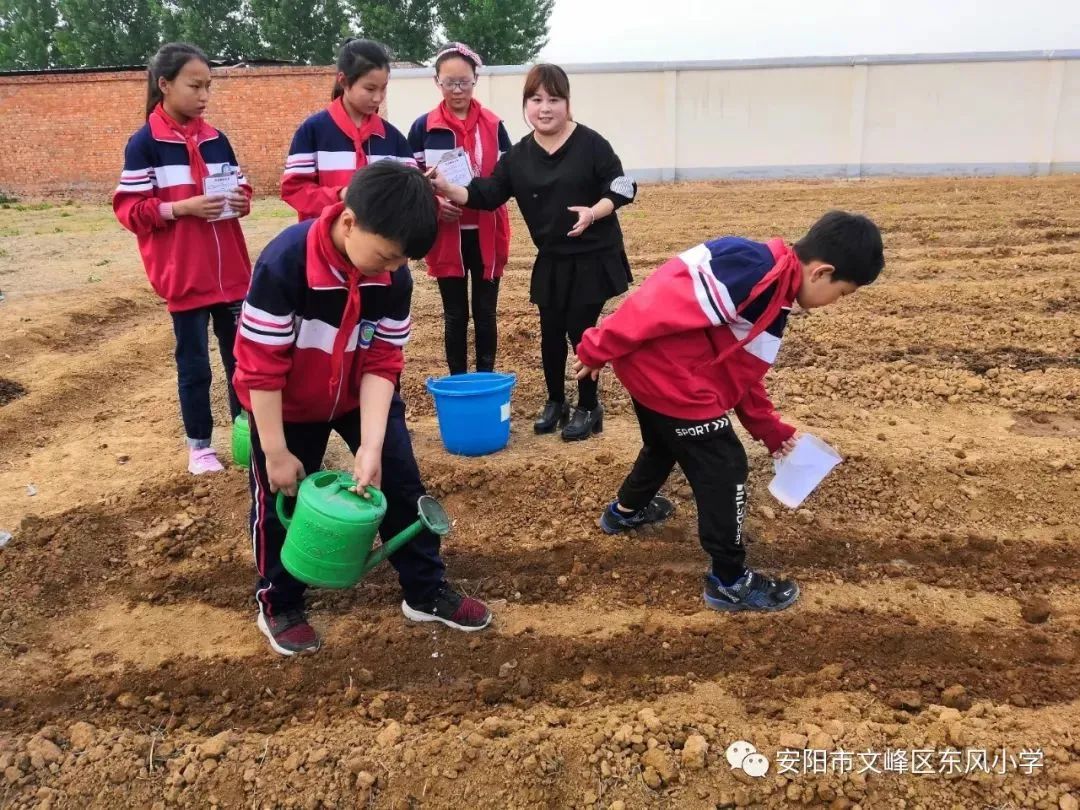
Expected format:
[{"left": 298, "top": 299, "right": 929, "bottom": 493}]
[
  {"left": 500, "top": 402, "right": 510, "bottom": 422},
  {"left": 437, "top": 147, "right": 474, "bottom": 187},
  {"left": 768, "top": 433, "right": 843, "bottom": 509},
  {"left": 204, "top": 170, "right": 240, "bottom": 221}
]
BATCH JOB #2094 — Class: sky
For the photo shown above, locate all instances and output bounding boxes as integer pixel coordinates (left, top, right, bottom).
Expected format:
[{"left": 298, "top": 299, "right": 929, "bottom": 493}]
[{"left": 539, "top": 0, "right": 1079, "bottom": 63}]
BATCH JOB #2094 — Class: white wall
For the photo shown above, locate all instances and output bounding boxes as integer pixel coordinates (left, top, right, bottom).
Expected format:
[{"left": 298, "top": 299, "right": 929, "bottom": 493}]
[
  {"left": 861, "top": 60, "right": 1054, "bottom": 174},
  {"left": 1053, "top": 60, "right": 1080, "bottom": 169},
  {"left": 673, "top": 66, "right": 857, "bottom": 177},
  {"left": 386, "top": 51, "right": 1080, "bottom": 180}
]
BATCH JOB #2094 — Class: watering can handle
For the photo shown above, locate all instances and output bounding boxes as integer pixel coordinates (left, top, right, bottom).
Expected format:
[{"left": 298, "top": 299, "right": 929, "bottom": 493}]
[
  {"left": 334, "top": 474, "right": 382, "bottom": 502},
  {"left": 274, "top": 486, "right": 380, "bottom": 529},
  {"left": 275, "top": 492, "right": 295, "bottom": 529},
  {"left": 348, "top": 484, "right": 383, "bottom": 501}
]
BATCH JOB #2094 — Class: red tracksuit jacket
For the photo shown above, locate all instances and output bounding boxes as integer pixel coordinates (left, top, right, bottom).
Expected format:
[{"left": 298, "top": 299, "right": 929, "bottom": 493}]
[
  {"left": 280, "top": 99, "right": 416, "bottom": 222},
  {"left": 407, "top": 101, "right": 512, "bottom": 280},
  {"left": 113, "top": 106, "right": 253, "bottom": 312},
  {"left": 232, "top": 203, "right": 411, "bottom": 423},
  {"left": 576, "top": 236, "right": 801, "bottom": 452}
]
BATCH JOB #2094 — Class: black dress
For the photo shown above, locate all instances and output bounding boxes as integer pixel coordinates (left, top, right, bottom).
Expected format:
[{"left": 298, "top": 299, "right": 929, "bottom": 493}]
[{"left": 465, "top": 123, "right": 636, "bottom": 310}]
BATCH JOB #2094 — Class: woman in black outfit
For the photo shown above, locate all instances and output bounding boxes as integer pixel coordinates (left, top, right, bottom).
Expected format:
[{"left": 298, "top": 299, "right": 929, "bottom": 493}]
[{"left": 431, "top": 63, "right": 637, "bottom": 442}]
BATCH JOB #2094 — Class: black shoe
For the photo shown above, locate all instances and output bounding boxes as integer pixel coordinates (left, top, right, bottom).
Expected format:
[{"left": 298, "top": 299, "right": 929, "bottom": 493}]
[
  {"left": 561, "top": 404, "right": 603, "bottom": 441},
  {"left": 703, "top": 569, "right": 800, "bottom": 613},
  {"left": 599, "top": 496, "right": 676, "bottom": 534},
  {"left": 534, "top": 400, "right": 570, "bottom": 434}
]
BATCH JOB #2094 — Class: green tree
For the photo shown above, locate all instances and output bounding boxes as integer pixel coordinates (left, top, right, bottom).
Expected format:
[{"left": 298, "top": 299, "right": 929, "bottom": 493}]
[
  {"left": 0, "top": 0, "right": 60, "bottom": 70},
  {"left": 249, "top": 0, "right": 351, "bottom": 64},
  {"left": 436, "top": 0, "right": 553, "bottom": 66},
  {"left": 161, "top": 0, "right": 261, "bottom": 60},
  {"left": 54, "top": 0, "right": 163, "bottom": 67},
  {"left": 353, "top": 0, "right": 434, "bottom": 64}
]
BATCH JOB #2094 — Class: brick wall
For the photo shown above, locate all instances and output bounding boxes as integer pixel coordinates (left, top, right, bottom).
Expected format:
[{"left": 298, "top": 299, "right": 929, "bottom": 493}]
[
  {"left": 6, "top": 55, "right": 1076, "bottom": 200},
  {"left": 0, "top": 66, "right": 339, "bottom": 200}
]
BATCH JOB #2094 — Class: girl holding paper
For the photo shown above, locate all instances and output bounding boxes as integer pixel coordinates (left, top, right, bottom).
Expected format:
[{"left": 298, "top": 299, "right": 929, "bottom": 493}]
[
  {"left": 281, "top": 38, "right": 416, "bottom": 221},
  {"left": 113, "top": 42, "right": 253, "bottom": 475},
  {"left": 430, "top": 64, "right": 636, "bottom": 441},
  {"left": 407, "top": 43, "right": 512, "bottom": 375}
]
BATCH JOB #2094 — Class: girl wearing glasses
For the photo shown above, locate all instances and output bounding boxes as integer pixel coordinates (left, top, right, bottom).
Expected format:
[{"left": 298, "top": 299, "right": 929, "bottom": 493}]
[
  {"left": 430, "top": 64, "right": 637, "bottom": 441},
  {"left": 281, "top": 38, "right": 416, "bottom": 221},
  {"left": 407, "top": 43, "right": 512, "bottom": 376}
]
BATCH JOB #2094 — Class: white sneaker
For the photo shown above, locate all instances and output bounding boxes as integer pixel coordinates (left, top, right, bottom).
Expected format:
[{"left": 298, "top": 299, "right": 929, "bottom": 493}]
[{"left": 188, "top": 447, "right": 224, "bottom": 475}]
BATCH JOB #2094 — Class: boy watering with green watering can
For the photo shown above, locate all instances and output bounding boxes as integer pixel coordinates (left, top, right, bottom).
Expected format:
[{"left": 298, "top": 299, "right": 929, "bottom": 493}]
[{"left": 233, "top": 162, "right": 492, "bottom": 656}]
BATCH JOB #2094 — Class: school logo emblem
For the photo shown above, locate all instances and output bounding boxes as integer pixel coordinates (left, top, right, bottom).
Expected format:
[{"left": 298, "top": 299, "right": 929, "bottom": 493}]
[{"left": 359, "top": 320, "right": 377, "bottom": 348}]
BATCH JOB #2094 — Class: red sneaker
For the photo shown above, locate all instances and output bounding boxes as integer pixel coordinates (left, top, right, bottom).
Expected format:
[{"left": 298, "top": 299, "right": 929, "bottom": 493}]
[
  {"left": 257, "top": 609, "right": 321, "bottom": 656},
  {"left": 402, "top": 583, "right": 492, "bottom": 632}
]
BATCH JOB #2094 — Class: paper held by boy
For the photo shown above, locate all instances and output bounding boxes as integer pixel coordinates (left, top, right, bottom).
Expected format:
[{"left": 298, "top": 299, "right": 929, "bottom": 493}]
[{"left": 769, "top": 433, "right": 842, "bottom": 509}]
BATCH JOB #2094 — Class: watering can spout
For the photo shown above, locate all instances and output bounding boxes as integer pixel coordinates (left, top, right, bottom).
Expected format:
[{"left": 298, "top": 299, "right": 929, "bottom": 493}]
[
  {"left": 360, "top": 522, "right": 426, "bottom": 576},
  {"left": 359, "top": 495, "right": 452, "bottom": 576}
]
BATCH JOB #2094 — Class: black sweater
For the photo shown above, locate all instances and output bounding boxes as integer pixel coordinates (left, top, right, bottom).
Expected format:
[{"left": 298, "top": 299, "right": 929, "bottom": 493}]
[{"left": 465, "top": 123, "right": 637, "bottom": 257}]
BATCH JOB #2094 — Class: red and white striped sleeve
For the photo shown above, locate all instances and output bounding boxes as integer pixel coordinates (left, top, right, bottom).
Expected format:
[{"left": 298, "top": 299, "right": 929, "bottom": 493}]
[
  {"left": 113, "top": 132, "right": 167, "bottom": 235},
  {"left": 233, "top": 259, "right": 298, "bottom": 393},
  {"left": 575, "top": 245, "right": 726, "bottom": 367},
  {"left": 280, "top": 119, "right": 342, "bottom": 220},
  {"left": 358, "top": 269, "right": 413, "bottom": 384}
]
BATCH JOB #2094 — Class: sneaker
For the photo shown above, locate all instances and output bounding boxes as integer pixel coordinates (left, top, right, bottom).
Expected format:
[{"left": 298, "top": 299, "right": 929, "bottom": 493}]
[
  {"left": 188, "top": 447, "right": 224, "bottom": 475},
  {"left": 599, "top": 496, "right": 676, "bottom": 534},
  {"left": 257, "top": 610, "right": 321, "bottom": 656},
  {"left": 703, "top": 569, "right": 800, "bottom": 613},
  {"left": 401, "top": 583, "right": 492, "bottom": 632}
]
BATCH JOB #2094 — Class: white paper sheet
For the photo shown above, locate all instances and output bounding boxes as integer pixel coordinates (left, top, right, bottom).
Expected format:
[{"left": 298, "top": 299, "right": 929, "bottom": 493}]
[
  {"left": 768, "top": 433, "right": 843, "bottom": 509},
  {"left": 437, "top": 147, "right": 474, "bottom": 187},
  {"left": 204, "top": 170, "right": 240, "bottom": 221}
]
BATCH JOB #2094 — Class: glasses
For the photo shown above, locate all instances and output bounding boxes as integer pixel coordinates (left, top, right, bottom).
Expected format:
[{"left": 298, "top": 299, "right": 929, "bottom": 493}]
[{"left": 437, "top": 79, "right": 476, "bottom": 91}]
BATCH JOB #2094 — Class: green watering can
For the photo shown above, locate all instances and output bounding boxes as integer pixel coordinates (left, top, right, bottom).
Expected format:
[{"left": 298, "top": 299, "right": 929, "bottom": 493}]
[
  {"left": 232, "top": 412, "right": 251, "bottom": 468},
  {"left": 277, "top": 470, "right": 451, "bottom": 589}
]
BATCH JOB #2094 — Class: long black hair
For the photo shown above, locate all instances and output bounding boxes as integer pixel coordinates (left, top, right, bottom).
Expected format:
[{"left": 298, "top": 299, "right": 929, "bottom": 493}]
[
  {"left": 332, "top": 38, "right": 391, "bottom": 101},
  {"left": 145, "top": 42, "right": 209, "bottom": 119}
]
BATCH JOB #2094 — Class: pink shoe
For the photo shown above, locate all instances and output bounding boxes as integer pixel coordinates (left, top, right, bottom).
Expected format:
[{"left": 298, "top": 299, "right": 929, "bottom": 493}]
[{"left": 187, "top": 447, "right": 224, "bottom": 475}]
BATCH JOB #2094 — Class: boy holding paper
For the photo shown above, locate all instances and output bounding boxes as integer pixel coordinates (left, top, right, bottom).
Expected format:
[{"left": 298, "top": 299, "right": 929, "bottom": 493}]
[{"left": 574, "top": 212, "right": 884, "bottom": 612}]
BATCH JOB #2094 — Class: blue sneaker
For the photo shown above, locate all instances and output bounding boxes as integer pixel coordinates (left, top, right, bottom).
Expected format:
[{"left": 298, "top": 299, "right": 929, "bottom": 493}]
[
  {"left": 703, "top": 569, "right": 799, "bottom": 612},
  {"left": 599, "top": 496, "right": 676, "bottom": 534}
]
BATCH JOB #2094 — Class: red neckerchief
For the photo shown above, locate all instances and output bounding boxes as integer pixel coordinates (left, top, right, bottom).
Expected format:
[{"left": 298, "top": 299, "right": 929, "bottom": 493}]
[
  {"left": 439, "top": 99, "right": 481, "bottom": 173},
  {"left": 431, "top": 99, "right": 498, "bottom": 176},
  {"left": 712, "top": 239, "right": 803, "bottom": 365},
  {"left": 328, "top": 97, "right": 386, "bottom": 170},
  {"left": 310, "top": 202, "right": 363, "bottom": 400},
  {"left": 149, "top": 103, "right": 213, "bottom": 192}
]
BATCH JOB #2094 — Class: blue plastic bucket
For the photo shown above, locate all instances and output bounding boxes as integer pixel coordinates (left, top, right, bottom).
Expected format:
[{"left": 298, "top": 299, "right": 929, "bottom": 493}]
[{"left": 425, "top": 372, "right": 517, "bottom": 456}]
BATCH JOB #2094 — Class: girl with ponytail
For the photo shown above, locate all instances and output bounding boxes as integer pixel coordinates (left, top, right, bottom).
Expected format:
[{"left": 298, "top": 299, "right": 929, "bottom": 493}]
[
  {"left": 280, "top": 38, "right": 416, "bottom": 221},
  {"left": 113, "top": 42, "right": 254, "bottom": 475}
]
